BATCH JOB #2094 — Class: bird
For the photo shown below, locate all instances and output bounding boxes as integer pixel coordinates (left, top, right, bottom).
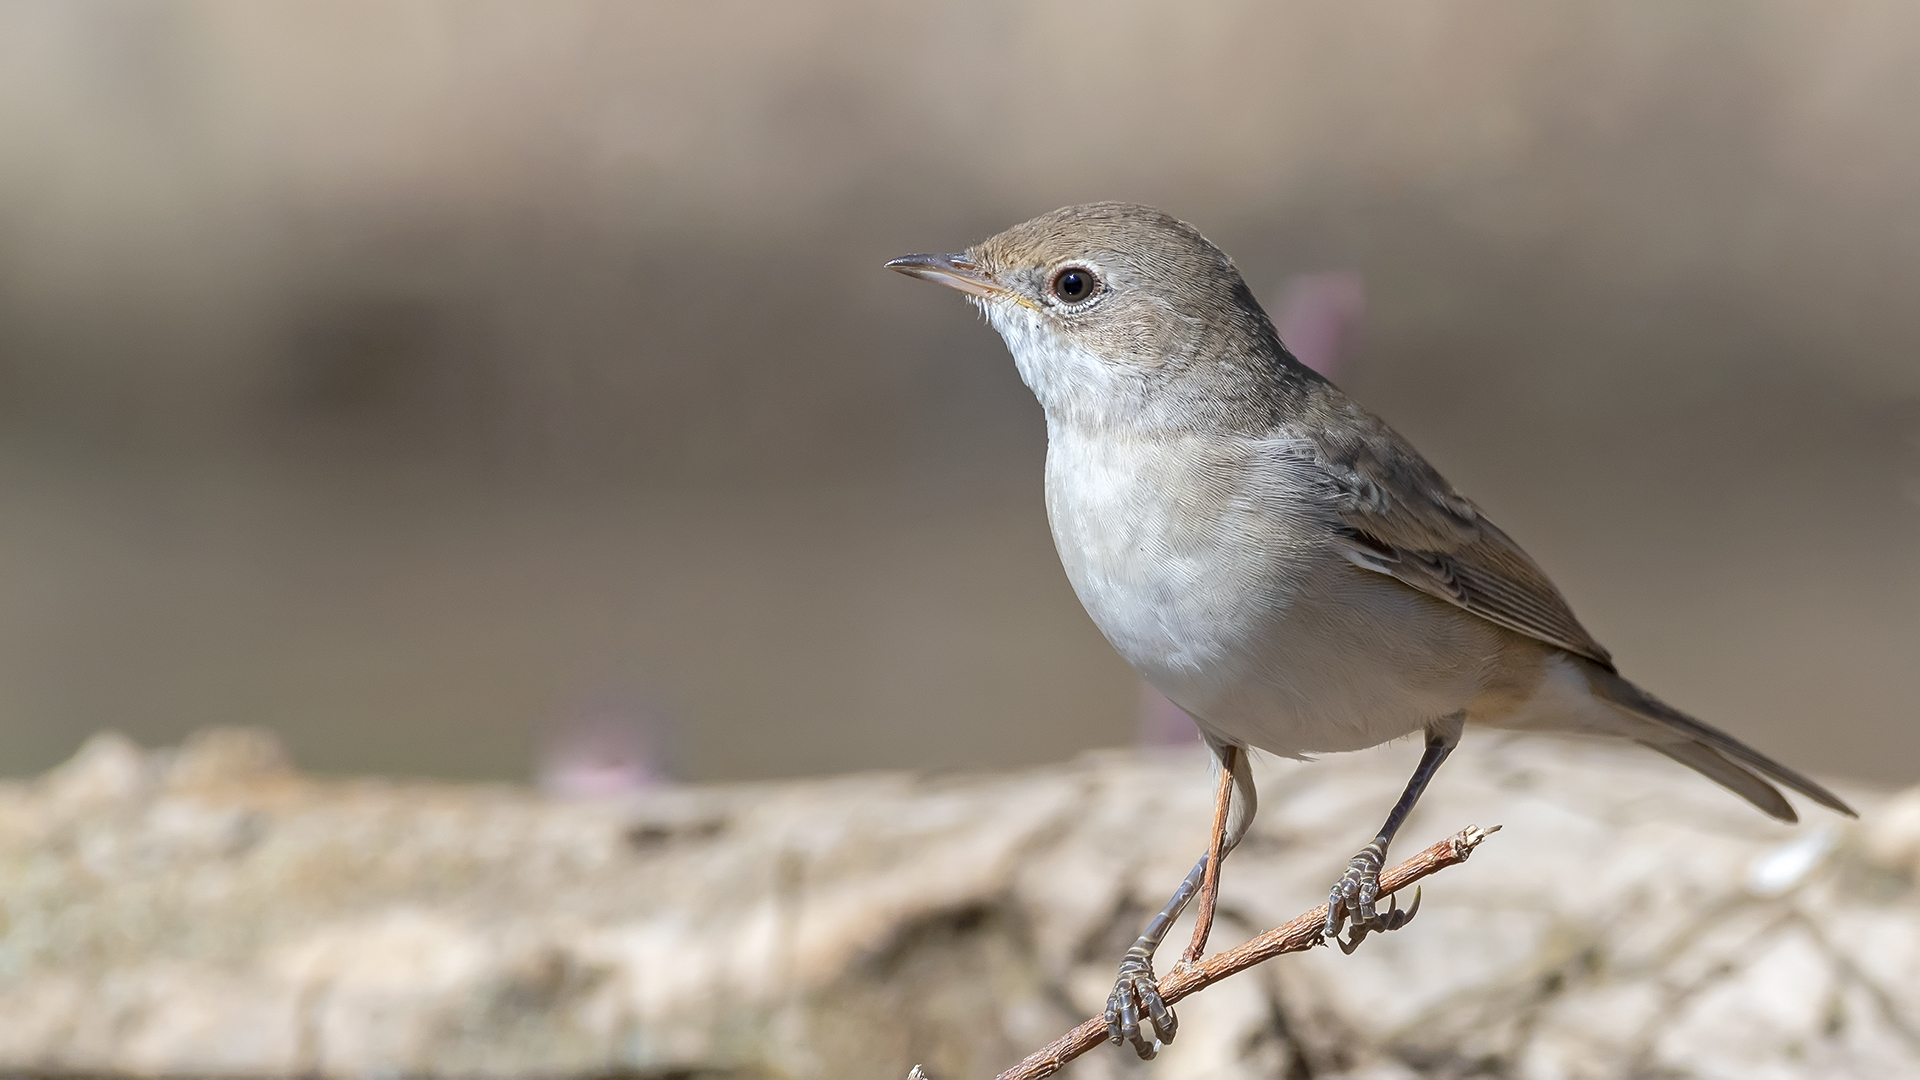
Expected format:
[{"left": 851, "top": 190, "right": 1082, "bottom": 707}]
[{"left": 886, "top": 202, "right": 1855, "bottom": 1060}]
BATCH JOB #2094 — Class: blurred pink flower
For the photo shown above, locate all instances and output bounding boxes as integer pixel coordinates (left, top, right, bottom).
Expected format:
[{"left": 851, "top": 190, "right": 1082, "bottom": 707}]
[
  {"left": 535, "top": 688, "right": 674, "bottom": 798},
  {"left": 1272, "top": 270, "right": 1365, "bottom": 382},
  {"left": 1138, "top": 680, "right": 1200, "bottom": 748}
]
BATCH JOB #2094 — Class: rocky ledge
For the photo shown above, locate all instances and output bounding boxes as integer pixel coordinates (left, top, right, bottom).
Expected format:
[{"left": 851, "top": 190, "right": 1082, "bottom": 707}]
[{"left": 1, "top": 728, "right": 1917, "bottom": 1080}]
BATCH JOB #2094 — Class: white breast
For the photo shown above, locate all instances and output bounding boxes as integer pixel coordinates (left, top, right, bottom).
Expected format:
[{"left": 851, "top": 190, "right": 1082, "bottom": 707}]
[
  {"left": 1043, "top": 424, "right": 1492, "bottom": 756},
  {"left": 1044, "top": 426, "right": 1316, "bottom": 674}
]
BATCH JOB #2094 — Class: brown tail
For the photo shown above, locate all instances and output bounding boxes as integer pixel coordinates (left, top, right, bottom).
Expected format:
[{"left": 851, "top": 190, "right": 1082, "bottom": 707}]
[{"left": 1581, "top": 662, "right": 1856, "bottom": 823}]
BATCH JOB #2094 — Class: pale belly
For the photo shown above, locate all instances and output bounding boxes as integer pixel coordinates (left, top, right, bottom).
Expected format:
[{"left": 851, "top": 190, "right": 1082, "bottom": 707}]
[{"left": 1044, "top": 430, "right": 1504, "bottom": 756}]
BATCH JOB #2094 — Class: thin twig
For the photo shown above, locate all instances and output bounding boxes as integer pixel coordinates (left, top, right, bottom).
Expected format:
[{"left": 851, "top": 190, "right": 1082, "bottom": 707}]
[{"left": 907, "top": 824, "right": 1500, "bottom": 1080}]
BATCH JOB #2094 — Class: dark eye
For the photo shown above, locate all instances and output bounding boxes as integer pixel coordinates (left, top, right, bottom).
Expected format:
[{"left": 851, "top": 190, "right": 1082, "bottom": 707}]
[{"left": 1049, "top": 265, "right": 1098, "bottom": 304}]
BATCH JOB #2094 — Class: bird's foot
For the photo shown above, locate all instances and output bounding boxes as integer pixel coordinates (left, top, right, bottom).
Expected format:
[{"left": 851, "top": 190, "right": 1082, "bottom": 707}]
[
  {"left": 1104, "top": 946, "right": 1176, "bottom": 1059},
  {"left": 1324, "top": 839, "right": 1422, "bottom": 954}
]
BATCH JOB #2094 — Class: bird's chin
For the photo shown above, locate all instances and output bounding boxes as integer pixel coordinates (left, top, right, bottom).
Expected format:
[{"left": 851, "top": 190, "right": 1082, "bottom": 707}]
[
  {"left": 979, "top": 291, "right": 1040, "bottom": 345},
  {"left": 987, "top": 310, "right": 1104, "bottom": 415}
]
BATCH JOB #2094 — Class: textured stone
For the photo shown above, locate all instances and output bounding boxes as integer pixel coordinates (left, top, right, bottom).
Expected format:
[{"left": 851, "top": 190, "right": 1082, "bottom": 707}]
[{"left": 0, "top": 728, "right": 1914, "bottom": 1079}]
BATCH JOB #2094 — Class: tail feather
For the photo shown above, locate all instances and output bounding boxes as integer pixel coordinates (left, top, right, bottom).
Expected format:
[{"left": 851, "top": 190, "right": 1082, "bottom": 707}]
[
  {"left": 1584, "top": 663, "right": 1857, "bottom": 820},
  {"left": 1635, "top": 737, "right": 1797, "bottom": 822}
]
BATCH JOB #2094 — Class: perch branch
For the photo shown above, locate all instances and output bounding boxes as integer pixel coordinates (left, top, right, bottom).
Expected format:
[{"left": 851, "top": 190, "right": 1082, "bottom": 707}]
[{"left": 907, "top": 823, "right": 1500, "bottom": 1080}]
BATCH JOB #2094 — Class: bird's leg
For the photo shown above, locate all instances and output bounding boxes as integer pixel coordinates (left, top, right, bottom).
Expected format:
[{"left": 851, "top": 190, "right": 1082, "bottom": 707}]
[
  {"left": 1105, "top": 745, "right": 1244, "bottom": 1059},
  {"left": 1105, "top": 851, "right": 1203, "bottom": 1058},
  {"left": 1326, "top": 720, "right": 1461, "bottom": 953},
  {"left": 1182, "top": 748, "right": 1239, "bottom": 964}
]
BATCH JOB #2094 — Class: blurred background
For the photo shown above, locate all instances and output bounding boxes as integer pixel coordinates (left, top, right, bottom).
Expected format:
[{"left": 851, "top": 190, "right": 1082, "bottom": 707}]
[{"left": 0, "top": 1, "right": 1915, "bottom": 787}]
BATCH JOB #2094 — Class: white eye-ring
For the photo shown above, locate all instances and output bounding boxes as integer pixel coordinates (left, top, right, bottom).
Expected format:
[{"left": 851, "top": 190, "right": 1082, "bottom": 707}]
[{"left": 1049, "top": 265, "right": 1100, "bottom": 304}]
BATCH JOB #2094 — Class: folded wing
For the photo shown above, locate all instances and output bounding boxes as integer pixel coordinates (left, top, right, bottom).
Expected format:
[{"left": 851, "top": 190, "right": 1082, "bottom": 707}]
[{"left": 1300, "top": 389, "right": 1853, "bottom": 821}]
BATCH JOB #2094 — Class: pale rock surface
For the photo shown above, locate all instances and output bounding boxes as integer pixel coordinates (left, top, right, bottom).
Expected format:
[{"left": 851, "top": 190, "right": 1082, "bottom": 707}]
[{"left": 1, "top": 728, "right": 1916, "bottom": 1080}]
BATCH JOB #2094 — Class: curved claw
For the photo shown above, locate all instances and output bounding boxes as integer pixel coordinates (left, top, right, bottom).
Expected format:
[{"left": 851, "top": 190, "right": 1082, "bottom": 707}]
[
  {"left": 1328, "top": 837, "right": 1429, "bottom": 954},
  {"left": 1104, "top": 953, "right": 1173, "bottom": 1059},
  {"left": 1337, "top": 886, "right": 1422, "bottom": 954},
  {"left": 1387, "top": 885, "right": 1423, "bottom": 928}
]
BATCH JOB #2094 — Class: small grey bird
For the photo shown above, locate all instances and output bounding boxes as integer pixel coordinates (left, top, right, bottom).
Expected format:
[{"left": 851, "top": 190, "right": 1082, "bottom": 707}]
[{"left": 888, "top": 202, "right": 1855, "bottom": 1060}]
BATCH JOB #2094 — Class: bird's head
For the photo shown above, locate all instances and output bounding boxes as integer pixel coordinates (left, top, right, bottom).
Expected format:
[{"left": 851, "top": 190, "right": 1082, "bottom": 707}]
[{"left": 889, "top": 202, "right": 1303, "bottom": 434}]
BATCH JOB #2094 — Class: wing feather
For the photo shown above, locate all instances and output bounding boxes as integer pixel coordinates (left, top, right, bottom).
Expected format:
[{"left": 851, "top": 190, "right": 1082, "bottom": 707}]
[{"left": 1305, "top": 395, "right": 1615, "bottom": 669}]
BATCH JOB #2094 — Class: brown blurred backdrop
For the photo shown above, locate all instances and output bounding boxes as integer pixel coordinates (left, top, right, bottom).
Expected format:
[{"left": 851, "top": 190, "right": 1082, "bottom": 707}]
[{"left": 0, "top": 2, "right": 1914, "bottom": 785}]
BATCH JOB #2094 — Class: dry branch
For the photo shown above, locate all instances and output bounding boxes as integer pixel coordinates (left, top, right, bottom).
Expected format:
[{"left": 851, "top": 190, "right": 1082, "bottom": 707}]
[{"left": 908, "top": 824, "right": 1501, "bottom": 1080}]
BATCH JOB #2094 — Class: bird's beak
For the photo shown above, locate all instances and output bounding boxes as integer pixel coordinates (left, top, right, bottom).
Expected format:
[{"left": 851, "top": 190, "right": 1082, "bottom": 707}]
[{"left": 885, "top": 253, "right": 1025, "bottom": 305}]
